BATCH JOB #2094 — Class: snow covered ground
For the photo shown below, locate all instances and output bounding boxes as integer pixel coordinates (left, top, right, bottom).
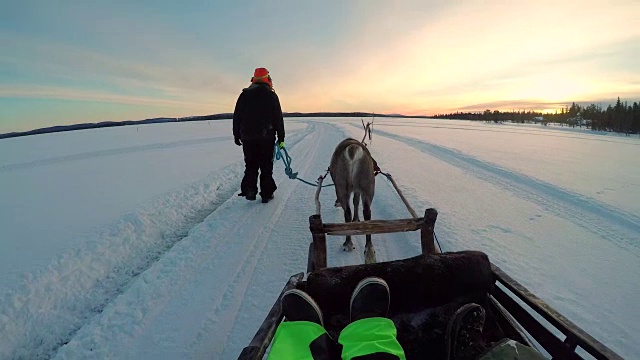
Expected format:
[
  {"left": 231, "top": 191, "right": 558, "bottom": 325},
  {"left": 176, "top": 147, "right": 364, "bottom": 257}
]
[{"left": 0, "top": 118, "right": 638, "bottom": 359}]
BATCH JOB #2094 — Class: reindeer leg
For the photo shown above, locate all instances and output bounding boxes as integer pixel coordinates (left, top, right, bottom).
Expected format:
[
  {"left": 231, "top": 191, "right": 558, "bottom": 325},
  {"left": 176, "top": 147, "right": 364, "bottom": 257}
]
[
  {"left": 363, "top": 199, "right": 377, "bottom": 264},
  {"left": 342, "top": 200, "right": 355, "bottom": 251},
  {"left": 352, "top": 193, "right": 361, "bottom": 222},
  {"left": 343, "top": 237, "right": 355, "bottom": 251}
]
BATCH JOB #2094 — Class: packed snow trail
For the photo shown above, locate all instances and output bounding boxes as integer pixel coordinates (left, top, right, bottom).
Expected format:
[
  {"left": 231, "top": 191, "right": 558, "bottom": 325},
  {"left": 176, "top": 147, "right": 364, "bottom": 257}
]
[
  {"left": 2, "top": 118, "right": 637, "bottom": 359},
  {"left": 369, "top": 126, "right": 640, "bottom": 256},
  {"left": 372, "top": 120, "right": 640, "bottom": 145},
  {"left": 52, "top": 122, "right": 422, "bottom": 359},
  {"left": 1, "top": 161, "right": 245, "bottom": 360},
  {"left": 0, "top": 123, "right": 313, "bottom": 359},
  {"left": 337, "top": 122, "right": 639, "bottom": 359}
]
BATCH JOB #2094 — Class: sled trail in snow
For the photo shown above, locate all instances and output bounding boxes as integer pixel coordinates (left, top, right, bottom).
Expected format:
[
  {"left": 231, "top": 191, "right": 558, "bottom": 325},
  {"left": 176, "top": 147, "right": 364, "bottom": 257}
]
[
  {"left": 3, "top": 118, "right": 637, "bottom": 359},
  {"left": 371, "top": 127, "right": 640, "bottom": 256},
  {"left": 54, "top": 122, "right": 430, "bottom": 359}
]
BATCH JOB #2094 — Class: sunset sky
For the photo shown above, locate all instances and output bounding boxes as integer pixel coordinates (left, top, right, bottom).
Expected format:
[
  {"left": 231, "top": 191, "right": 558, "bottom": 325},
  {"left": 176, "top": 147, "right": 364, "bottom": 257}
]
[{"left": 2, "top": 1, "right": 640, "bottom": 132}]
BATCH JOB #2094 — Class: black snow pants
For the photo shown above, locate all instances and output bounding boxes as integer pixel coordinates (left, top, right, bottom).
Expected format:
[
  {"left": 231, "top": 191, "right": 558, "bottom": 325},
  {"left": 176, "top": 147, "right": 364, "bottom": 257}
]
[{"left": 241, "top": 139, "right": 277, "bottom": 197}]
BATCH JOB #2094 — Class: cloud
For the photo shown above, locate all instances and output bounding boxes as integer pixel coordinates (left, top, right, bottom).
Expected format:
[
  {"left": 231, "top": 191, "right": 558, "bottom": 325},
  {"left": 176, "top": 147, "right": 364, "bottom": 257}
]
[
  {"left": 0, "top": 85, "right": 205, "bottom": 108},
  {"left": 303, "top": 1, "right": 640, "bottom": 114},
  {"left": 0, "top": 34, "right": 240, "bottom": 105},
  {"left": 2, "top": 0, "right": 640, "bottom": 128}
]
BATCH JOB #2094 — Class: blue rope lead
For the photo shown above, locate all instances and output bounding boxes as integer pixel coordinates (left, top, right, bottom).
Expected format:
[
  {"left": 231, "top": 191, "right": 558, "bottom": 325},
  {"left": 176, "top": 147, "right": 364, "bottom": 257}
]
[
  {"left": 274, "top": 145, "right": 334, "bottom": 187},
  {"left": 274, "top": 145, "right": 297, "bottom": 179}
]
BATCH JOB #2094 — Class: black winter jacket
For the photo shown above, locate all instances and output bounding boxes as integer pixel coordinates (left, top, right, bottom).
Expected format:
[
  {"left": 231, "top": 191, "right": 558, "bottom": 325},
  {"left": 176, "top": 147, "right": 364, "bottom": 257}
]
[{"left": 233, "top": 83, "right": 285, "bottom": 143}]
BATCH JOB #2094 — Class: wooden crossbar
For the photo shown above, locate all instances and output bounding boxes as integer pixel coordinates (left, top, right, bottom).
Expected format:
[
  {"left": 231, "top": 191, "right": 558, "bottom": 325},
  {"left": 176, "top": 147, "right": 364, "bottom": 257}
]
[{"left": 317, "top": 218, "right": 423, "bottom": 236}]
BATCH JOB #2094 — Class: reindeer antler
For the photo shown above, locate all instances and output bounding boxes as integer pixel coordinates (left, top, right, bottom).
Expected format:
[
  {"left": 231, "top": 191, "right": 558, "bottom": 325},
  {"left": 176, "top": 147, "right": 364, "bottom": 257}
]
[{"left": 361, "top": 117, "right": 374, "bottom": 146}]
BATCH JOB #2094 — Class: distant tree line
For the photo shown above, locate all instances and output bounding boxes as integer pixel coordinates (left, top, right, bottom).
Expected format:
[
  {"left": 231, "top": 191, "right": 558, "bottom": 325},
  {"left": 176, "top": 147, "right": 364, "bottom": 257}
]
[{"left": 432, "top": 97, "right": 640, "bottom": 135}]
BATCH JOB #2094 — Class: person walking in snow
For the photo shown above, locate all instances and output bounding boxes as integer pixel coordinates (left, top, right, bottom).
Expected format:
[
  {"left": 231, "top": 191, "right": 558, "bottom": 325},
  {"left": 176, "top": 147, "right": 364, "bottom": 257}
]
[{"left": 233, "top": 67, "right": 285, "bottom": 203}]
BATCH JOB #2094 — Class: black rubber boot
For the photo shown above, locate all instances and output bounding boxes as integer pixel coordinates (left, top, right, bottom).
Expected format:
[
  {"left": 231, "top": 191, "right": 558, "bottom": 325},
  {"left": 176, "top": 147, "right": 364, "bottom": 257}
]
[
  {"left": 350, "top": 277, "right": 390, "bottom": 323},
  {"left": 281, "top": 289, "right": 324, "bottom": 327},
  {"left": 446, "top": 303, "right": 487, "bottom": 360}
]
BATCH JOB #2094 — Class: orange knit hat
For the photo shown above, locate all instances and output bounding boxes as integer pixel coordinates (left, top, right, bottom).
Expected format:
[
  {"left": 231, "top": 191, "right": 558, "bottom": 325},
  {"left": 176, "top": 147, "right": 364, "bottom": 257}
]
[{"left": 251, "top": 67, "right": 273, "bottom": 88}]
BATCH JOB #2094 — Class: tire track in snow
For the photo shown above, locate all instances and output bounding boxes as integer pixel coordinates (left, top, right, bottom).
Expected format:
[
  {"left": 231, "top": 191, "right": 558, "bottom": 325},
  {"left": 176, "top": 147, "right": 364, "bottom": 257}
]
[
  {"left": 376, "top": 121, "right": 640, "bottom": 145},
  {"left": 218, "top": 121, "right": 400, "bottom": 358},
  {"left": 373, "top": 128, "right": 640, "bottom": 257},
  {"left": 202, "top": 124, "right": 327, "bottom": 358}
]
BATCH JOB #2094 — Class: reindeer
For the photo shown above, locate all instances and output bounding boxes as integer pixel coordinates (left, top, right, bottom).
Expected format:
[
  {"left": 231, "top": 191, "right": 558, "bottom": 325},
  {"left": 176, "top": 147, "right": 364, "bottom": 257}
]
[{"left": 329, "top": 138, "right": 377, "bottom": 264}]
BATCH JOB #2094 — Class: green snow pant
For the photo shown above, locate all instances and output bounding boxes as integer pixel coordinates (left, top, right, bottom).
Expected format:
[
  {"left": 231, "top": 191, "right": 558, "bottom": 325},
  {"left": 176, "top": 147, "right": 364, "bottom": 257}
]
[{"left": 268, "top": 317, "right": 406, "bottom": 360}]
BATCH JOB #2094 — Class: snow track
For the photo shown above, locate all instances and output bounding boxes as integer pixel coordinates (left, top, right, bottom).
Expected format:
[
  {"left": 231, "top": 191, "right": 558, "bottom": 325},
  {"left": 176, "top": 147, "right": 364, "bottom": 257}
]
[
  {"left": 51, "top": 122, "right": 430, "bottom": 359},
  {"left": 372, "top": 128, "right": 640, "bottom": 257},
  {"left": 1, "top": 125, "right": 314, "bottom": 360},
  {"left": 0, "top": 163, "right": 243, "bottom": 360},
  {"left": 2, "top": 119, "right": 637, "bottom": 359},
  {"left": 374, "top": 119, "right": 640, "bottom": 145}
]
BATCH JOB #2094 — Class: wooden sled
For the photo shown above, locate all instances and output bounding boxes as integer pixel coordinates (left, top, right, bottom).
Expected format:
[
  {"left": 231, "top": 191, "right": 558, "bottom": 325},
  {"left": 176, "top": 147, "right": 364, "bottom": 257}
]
[
  {"left": 239, "top": 208, "right": 621, "bottom": 359},
  {"left": 240, "top": 174, "right": 621, "bottom": 359}
]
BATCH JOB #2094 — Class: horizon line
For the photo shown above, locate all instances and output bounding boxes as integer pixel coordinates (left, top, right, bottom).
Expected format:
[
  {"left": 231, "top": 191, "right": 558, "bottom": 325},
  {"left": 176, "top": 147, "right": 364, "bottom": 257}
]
[
  {"left": 3, "top": 100, "right": 639, "bottom": 139},
  {"left": 0, "top": 112, "right": 431, "bottom": 140}
]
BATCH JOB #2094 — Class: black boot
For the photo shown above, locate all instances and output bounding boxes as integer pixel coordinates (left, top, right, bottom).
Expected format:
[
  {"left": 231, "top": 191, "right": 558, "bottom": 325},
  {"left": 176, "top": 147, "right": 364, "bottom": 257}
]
[
  {"left": 261, "top": 193, "right": 274, "bottom": 203},
  {"left": 281, "top": 289, "right": 324, "bottom": 327},
  {"left": 245, "top": 191, "right": 257, "bottom": 201},
  {"left": 350, "top": 277, "right": 390, "bottom": 322},
  {"left": 446, "top": 303, "right": 487, "bottom": 360}
]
